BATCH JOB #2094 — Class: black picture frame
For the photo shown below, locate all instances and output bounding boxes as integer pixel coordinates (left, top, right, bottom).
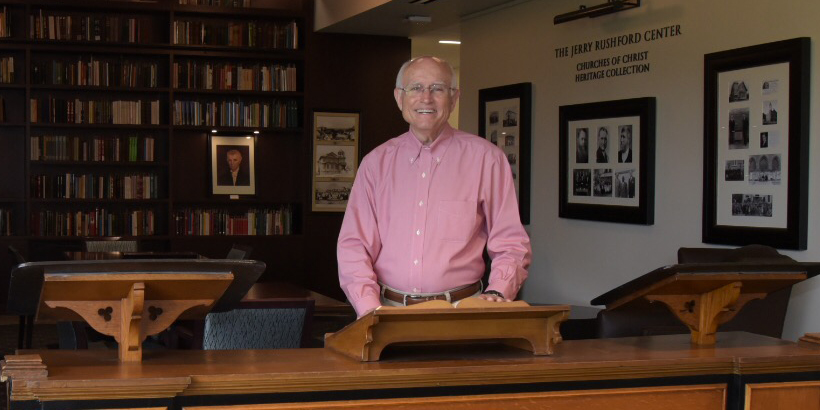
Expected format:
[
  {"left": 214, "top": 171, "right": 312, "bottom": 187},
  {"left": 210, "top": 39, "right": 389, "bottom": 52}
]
[
  {"left": 558, "top": 97, "right": 656, "bottom": 225},
  {"left": 703, "top": 37, "right": 810, "bottom": 250},
  {"left": 209, "top": 134, "right": 256, "bottom": 197},
  {"left": 478, "top": 82, "right": 531, "bottom": 224}
]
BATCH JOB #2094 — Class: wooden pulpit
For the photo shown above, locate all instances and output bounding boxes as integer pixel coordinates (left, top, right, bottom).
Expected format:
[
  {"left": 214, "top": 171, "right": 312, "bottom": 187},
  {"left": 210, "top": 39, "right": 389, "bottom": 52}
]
[
  {"left": 8, "top": 259, "right": 266, "bottom": 362},
  {"left": 325, "top": 299, "right": 570, "bottom": 361},
  {"left": 591, "top": 262, "right": 820, "bottom": 345}
]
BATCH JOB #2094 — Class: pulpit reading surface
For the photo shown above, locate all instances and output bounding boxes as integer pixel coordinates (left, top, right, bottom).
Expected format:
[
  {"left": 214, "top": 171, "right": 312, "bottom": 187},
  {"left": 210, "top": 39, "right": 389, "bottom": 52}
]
[
  {"left": 7, "top": 259, "right": 265, "bottom": 362},
  {"left": 325, "top": 299, "right": 570, "bottom": 361},
  {"left": 591, "top": 262, "right": 819, "bottom": 344}
]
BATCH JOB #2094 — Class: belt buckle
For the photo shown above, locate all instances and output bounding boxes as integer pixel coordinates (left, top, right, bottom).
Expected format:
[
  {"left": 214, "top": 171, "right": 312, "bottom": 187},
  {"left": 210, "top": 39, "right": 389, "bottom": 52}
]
[{"left": 403, "top": 294, "right": 431, "bottom": 305}]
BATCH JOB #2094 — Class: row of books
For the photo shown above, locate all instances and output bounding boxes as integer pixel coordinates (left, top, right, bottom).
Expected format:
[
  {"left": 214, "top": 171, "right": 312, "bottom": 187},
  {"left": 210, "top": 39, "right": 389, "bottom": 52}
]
[
  {"left": 30, "top": 11, "right": 148, "bottom": 43},
  {"left": 173, "top": 61, "right": 297, "bottom": 92},
  {"left": 172, "top": 99, "right": 298, "bottom": 128},
  {"left": 32, "top": 173, "right": 160, "bottom": 199},
  {"left": 30, "top": 97, "right": 161, "bottom": 125},
  {"left": 173, "top": 20, "right": 297, "bottom": 49},
  {"left": 173, "top": 207, "right": 292, "bottom": 236},
  {"left": 0, "top": 6, "right": 10, "bottom": 38},
  {"left": 32, "top": 59, "right": 159, "bottom": 88},
  {"left": 30, "top": 209, "right": 156, "bottom": 236},
  {"left": 0, "top": 56, "right": 14, "bottom": 83},
  {"left": 178, "top": 0, "right": 251, "bottom": 6},
  {"left": 0, "top": 209, "right": 10, "bottom": 236},
  {"left": 31, "top": 135, "right": 156, "bottom": 162}
]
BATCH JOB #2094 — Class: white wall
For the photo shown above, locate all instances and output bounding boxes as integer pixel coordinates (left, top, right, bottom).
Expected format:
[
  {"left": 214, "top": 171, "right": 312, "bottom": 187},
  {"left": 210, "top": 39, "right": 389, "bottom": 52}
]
[{"left": 459, "top": 0, "right": 820, "bottom": 341}]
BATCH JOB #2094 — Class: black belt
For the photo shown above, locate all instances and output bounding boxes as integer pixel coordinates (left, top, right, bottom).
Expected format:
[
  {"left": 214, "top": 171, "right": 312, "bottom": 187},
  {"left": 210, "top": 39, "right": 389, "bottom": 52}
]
[{"left": 382, "top": 281, "right": 482, "bottom": 306}]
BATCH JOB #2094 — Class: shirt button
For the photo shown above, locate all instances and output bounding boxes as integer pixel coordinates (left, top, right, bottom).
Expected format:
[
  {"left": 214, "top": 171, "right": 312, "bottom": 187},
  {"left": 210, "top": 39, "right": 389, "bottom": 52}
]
[
  {"left": 419, "top": 200, "right": 424, "bottom": 206},
  {"left": 436, "top": 157, "right": 441, "bottom": 163},
  {"left": 413, "top": 288, "right": 419, "bottom": 292},
  {"left": 409, "top": 157, "right": 414, "bottom": 163},
  {"left": 416, "top": 229, "right": 421, "bottom": 235},
  {"left": 422, "top": 172, "right": 426, "bottom": 178},
  {"left": 413, "top": 259, "right": 419, "bottom": 265}
]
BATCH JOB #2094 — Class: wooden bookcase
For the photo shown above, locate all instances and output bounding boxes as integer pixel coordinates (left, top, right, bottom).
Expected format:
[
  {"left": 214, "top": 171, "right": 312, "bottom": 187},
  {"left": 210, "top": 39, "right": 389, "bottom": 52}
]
[{"left": 0, "top": 0, "right": 305, "bottom": 258}]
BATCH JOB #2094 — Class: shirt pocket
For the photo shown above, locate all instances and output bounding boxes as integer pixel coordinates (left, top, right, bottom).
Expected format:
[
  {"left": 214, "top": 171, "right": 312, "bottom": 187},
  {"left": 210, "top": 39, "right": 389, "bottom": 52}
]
[{"left": 437, "top": 200, "right": 477, "bottom": 242}]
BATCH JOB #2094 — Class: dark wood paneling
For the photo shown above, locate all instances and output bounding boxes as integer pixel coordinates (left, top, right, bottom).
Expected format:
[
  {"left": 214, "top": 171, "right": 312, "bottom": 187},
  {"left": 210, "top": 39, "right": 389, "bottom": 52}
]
[{"left": 298, "top": 19, "right": 411, "bottom": 299}]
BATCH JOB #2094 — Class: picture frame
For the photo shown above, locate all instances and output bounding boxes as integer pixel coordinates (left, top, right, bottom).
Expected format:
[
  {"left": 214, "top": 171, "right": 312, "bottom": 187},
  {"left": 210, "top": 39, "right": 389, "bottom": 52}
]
[
  {"left": 312, "top": 111, "right": 359, "bottom": 212},
  {"left": 478, "top": 82, "right": 531, "bottom": 224},
  {"left": 210, "top": 134, "right": 256, "bottom": 196},
  {"left": 703, "top": 37, "right": 810, "bottom": 250},
  {"left": 558, "top": 97, "right": 656, "bottom": 225}
]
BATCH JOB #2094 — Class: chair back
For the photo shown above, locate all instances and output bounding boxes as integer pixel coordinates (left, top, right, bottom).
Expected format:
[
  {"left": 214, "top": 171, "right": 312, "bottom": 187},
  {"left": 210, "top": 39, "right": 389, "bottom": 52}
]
[
  {"left": 226, "top": 244, "right": 253, "bottom": 260},
  {"left": 84, "top": 238, "right": 139, "bottom": 252},
  {"left": 202, "top": 299, "right": 314, "bottom": 350},
  {"left": 7, "top": 245, "right": 26, "bottom": 264}
]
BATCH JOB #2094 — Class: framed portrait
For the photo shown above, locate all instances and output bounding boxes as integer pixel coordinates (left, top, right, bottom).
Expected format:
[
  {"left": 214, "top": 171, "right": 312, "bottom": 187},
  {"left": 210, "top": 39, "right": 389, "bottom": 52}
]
[
  {"left": 478, "top": 82, "right": 531, "bottom": 224},
  {"left": 558, "top": 97, "right": 656, "bottom": 225},
  {"left": 210, "top": 134, "right": 256, "bottom": 196},
  {"left": 703, "top": 37, "right": 810, "bottom": 250},
  {"left": 312, "top": 111, "right": 359, "bottom": 212}
]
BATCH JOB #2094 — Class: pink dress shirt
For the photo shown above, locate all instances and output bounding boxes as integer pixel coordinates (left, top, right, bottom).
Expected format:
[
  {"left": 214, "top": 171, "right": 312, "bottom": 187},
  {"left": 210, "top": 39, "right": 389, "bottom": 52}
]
[{"left": 337, "top": 125, "right": 531, "bottom": 316}]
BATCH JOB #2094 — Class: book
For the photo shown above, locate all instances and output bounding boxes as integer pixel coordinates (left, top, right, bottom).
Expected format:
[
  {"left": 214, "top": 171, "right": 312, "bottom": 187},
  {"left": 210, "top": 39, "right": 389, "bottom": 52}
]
[{"left": 378, "top": 298, "right": 531, "bottom": 311}]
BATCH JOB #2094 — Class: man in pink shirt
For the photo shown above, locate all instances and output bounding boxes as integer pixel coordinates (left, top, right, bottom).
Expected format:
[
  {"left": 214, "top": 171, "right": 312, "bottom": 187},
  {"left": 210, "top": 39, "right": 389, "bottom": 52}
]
[{"left": 337, "top": 56, "right": 531, "bottom": 317}]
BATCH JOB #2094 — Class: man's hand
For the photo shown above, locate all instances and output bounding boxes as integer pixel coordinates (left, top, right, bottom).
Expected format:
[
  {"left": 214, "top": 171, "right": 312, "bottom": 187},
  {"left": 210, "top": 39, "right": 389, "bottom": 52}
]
[{"left": 478, "top": 291, "right": 511, "bottom": 303}]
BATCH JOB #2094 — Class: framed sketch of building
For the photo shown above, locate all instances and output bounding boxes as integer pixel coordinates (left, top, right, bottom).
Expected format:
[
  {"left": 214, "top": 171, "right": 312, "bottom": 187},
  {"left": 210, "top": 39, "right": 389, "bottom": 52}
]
[{"left": 312, "top": 111, "right": 360, "bottom": 212}]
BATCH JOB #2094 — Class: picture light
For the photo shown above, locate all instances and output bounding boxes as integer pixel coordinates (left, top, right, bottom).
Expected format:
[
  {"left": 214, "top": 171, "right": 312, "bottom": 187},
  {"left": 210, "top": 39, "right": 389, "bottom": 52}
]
[{"left": 554, "top": 0, "right": 641, "bottom": 25}]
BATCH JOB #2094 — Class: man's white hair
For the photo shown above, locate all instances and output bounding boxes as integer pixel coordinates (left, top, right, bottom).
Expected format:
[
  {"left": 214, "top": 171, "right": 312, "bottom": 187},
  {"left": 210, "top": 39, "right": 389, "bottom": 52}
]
[{"left": 395, "top": 56, "right": 458, "bottom": 89}]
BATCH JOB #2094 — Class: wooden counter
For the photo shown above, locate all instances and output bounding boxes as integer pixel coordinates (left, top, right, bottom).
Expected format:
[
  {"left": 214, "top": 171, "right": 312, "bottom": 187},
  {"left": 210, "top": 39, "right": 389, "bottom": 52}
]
[{"left": 4, "top": 332, "right": 820, "bottom": 409}]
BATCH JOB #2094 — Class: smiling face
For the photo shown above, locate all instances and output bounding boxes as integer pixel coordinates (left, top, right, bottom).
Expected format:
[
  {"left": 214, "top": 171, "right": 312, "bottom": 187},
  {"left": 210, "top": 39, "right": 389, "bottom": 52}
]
[{"left": 394, "top": 57, "right": 460, "bottom": 143}]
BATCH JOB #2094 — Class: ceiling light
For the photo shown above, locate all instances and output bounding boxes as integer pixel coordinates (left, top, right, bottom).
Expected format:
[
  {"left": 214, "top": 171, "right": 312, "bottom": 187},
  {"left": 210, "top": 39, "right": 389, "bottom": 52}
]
[
  {"left": 438, "top": 40, "right": 461, "bottom": 45},
  {"left": 405, "top": 15, "right": 432, "bottom": 24}
]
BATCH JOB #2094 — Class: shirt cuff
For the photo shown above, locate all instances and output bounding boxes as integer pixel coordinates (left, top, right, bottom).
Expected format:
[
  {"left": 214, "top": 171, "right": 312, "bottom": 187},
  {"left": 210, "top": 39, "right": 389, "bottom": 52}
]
[
  {"left": 352, "top": 294, "right": 382, "bottom": 318},
  {"left": 487, "top": 264, "right": 525, "bottom": 300}
]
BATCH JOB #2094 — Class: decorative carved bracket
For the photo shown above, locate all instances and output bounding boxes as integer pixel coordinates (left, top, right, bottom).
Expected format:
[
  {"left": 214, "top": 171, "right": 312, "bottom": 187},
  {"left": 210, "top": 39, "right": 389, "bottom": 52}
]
[
  {"left": 646, "top": 281, "right": 765, "bottom": 345},
  {"left": 46, "top": 283, "right": 213, "bottom": 362},
  {"left": 40, "top": 272, "right": 234, "bottom": 362}
]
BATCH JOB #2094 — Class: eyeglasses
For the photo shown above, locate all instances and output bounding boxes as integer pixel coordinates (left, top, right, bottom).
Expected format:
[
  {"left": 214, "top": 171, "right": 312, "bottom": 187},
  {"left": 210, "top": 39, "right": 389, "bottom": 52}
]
[{"left": 398, "top": 83, "right": 456, "bottom": 97}]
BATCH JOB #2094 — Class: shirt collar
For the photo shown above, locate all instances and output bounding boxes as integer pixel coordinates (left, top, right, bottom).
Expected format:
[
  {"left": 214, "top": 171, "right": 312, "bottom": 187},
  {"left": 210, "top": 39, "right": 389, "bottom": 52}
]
[{"left": 401, "top": 125, "right": 455, "bottom": 165}]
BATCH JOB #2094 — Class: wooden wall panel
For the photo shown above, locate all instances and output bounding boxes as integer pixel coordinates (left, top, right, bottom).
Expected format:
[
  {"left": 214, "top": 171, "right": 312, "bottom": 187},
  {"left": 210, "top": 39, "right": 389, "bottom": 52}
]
[
  {"left": 745, "top": 381, "right": 820, "bottom": 410},
  {"left": 184, "top": 384, "right": 726, "bottom": 410}
]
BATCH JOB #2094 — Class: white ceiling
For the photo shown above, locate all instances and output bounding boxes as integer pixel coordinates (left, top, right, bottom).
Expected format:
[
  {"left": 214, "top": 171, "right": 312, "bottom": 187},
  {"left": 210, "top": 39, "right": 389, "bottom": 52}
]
[{"left": 314, "top": 0, "right": 524, "bottom": 38}]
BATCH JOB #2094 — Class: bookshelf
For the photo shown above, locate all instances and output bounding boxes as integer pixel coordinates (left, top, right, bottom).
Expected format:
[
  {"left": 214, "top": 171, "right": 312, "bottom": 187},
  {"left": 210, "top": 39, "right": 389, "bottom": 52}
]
[{"left": 0, "top": 0, "right": 305, "bottom": 248}]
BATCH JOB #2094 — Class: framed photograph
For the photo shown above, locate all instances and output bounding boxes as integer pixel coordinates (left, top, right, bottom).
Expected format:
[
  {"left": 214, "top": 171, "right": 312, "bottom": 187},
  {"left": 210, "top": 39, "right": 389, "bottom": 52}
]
[
  {"left": 478, "top": 82, "right": 531, "bottom": 224},
  {"left": 210, "top": 134, "right": 255, "bottom": 196},
  {"left": 558, "top": 97, "right": 656, "bottom": 225},
  {"left": 703, "top": 37, "right": 810, "bottom": 250},
  {"left": 312, "top": 111, "right": 359, "bottom": 212}
]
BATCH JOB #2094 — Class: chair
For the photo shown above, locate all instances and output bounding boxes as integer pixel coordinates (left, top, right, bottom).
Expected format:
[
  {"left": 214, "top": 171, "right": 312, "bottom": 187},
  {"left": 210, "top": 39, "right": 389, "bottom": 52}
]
[
  {"left": 183, "top": 300, "right": 314, "bottom": 350},
  {"left": 595, "top": 245, "right": 798, "bottom": 339},
  {"left": 7, "top": 246, "right": 33, "bottom": 349},
  {"left": 226, "top": 243, "right": 253, "bottom": 260},
  {"left": 84, "top": 237, "right": 139, "bottom": 252}
]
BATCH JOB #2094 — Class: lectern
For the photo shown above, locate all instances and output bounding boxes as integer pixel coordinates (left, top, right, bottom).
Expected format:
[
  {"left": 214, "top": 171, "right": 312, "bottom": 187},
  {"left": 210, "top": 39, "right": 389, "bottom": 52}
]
[
  {"left": 325, "top": 299, "right": 570, "bottom": 361},
  {"left": 591, "top": 261, "right": 820, "bottom": 345},
  {"left": 7, "top": 259, "right": 265, "bottom": 362}
]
